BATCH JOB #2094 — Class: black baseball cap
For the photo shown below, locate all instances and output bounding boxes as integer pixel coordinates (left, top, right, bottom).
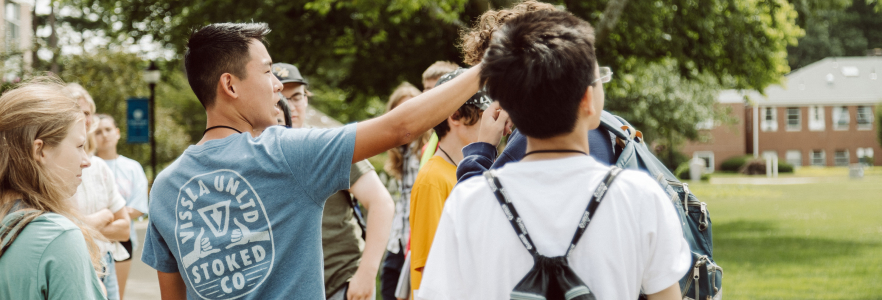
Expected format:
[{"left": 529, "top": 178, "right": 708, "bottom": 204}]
[
  {"left": 434, "top": 68, "right": 492, "bottom": 110},
  {"left": 272, "top": 63, "right": 309, "bottom": 86}
]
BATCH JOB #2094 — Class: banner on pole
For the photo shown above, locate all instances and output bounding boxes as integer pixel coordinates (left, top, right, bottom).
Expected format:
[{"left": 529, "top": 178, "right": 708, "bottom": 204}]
[{"left": 127, "top": 97, "right": 149, "bottom": 144}]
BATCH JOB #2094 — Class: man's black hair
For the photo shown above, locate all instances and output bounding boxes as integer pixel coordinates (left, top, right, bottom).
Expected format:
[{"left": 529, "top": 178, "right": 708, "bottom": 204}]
[
  {"left": 185, "top": 23, "right": 271, "bottom": 108},
  {"left": 480, "top": 10, "right": 597, "bottom": 139}
]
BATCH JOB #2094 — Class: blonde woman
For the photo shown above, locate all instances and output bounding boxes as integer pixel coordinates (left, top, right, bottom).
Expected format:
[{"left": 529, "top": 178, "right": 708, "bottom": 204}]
[
  {"left": 0, "top": 79, "right": 107, "bottom": 299},
  {"left": 64, "top": 83, "right": 130, "bottom": 300}
]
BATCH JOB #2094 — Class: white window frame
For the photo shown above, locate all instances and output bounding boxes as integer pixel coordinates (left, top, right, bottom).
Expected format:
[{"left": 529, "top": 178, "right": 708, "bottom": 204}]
[
  {"left": 693, "top": 151, "right": 715, "bottom": 173},
  {"left": 786, "top": 150, "right": 802, "bottom": 167},
  {"left": 761, "top": 106, "right": 778, "bottom": 132},
  {"left": 786, "top": 107, "right": 801, "bottom": 131},
  {"left": 857, "top": 148, "right": 874, "bottom": 165},
  {"left": 4, "top": 1, "right": 19, "bottom": 52},
  {"left": 834, "top": 150, "right": 849, "bottom": 166},
  {"left": 808, "top": 106, "right": 825, "bottom": 131},
  {"left": 856, "top": 106, "right": 874, "bottom": 130},
  {"left": 810, "top": 150, "right": 826, "bottom": 166},
  {"left": 832, "top": 106, "right": 850, "bottom": 131}
]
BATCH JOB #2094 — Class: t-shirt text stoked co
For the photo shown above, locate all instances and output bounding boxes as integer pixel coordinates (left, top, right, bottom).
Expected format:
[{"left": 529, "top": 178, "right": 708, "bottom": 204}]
[{"left": 176, "top": 170, "right": 273, "bottom": 297}]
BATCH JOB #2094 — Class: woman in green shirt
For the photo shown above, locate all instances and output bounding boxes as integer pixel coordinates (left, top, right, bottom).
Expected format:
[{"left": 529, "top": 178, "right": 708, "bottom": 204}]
[{"left": 0, "top": 79, "right": 107, "bottom": 299}]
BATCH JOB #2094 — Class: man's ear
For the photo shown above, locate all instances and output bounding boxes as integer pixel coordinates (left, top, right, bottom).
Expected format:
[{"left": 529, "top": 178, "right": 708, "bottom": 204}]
[
  {"left": 448, "top": 111, "right": 463, "bottom": 127},
  {"left": 579, "top": 85, "right": 597, "bottom": 117},
  {"left": 219, "top": 73, "right": 238, "bottom": 99},
  {"left": 33, "top": 139, "right": 45, "bottom": 163}
]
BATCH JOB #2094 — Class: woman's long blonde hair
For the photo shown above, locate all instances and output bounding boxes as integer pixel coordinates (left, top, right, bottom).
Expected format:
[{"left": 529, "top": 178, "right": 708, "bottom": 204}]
[
  {"left": 384, "top": 82, "right": 429, "bottom": 180},
  {"left": 0, "top": 77, "right": 104, "bottom": 271}
]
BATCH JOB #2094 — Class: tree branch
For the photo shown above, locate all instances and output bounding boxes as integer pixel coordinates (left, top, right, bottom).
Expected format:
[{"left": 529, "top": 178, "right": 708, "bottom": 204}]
[{"left": 595, "top": 0, "right": 630, "bottom": 45}]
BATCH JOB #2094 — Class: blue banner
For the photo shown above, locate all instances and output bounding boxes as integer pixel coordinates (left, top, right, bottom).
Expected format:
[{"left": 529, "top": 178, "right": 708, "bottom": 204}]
[{"left": 127, "top": 98, "right": 149, "bottom": 144}]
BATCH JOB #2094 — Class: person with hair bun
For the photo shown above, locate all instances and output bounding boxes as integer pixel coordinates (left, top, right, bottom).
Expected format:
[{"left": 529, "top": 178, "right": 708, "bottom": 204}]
[{"left": 0, "top": 78, "right": 107, "bottom": 299}]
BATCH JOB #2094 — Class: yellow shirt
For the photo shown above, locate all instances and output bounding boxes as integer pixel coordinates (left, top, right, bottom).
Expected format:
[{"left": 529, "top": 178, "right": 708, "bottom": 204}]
[{"left": 409, "top": 155, "right": 458, "bottom": 292}]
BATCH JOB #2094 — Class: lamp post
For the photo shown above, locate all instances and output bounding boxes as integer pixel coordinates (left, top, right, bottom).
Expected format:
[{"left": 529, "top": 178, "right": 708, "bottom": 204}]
[{"left": 143, "top": 61, "right": 160, "bottom": 180}]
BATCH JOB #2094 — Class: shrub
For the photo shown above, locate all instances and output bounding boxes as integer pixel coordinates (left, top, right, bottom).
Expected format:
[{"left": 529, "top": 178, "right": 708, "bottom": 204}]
[
  {"left": 721, "top": 155, "right": 752, "bottom": 173},
  {"left": 778, "top": 161, "right": 794, "bottom": 173},
  {"left": 675, "top": 162, "right": 691, "bottom": 180}
]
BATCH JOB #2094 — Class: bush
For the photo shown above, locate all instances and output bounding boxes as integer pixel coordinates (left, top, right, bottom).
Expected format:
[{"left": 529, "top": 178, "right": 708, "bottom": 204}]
[
  {"left": 778, "top": 161, "right": 794, "bottom": 173},
  {"left": 675, "top": 162, "right": 691, "bottom": 180},
  {"left": 675, "top": 162, "right": 711, "bottom": 181},
  {"left": 721, "top": 155, "right": 752, "bottom": 173}
]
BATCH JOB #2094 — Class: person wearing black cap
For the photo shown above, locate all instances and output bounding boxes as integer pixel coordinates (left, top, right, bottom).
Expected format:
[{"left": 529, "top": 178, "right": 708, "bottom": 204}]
[
  {"left": 272, "top": 63, "right": 310, "bottom": 128},
  {"left": 273, "top": 62, "right": 395, "bottom": 300}
]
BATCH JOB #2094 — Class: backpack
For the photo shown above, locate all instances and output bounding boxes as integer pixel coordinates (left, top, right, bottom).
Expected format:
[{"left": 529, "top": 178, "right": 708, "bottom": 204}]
[
  {"left": 599, "top": 112, "right": 723, "bottom": 300},
  {"left": 483, "top": 167, "right": 624, "bottom": 300}
]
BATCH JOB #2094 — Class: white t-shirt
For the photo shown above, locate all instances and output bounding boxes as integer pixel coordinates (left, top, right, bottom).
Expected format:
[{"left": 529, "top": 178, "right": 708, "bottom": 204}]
[
  {"left": 74, "top": 156, "right": 129, "bottom": 260},
  {"left": 104, "top": 155, "right": 149, "bottom": 250},
  {"left": 417, "top": 156, "right": 691, "bottom": 300}
]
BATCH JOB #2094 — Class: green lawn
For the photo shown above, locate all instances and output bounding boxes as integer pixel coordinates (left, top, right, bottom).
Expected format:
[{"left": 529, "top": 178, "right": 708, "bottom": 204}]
[{"left": 688, "top": 170, "right": 882, "bottom": 299}]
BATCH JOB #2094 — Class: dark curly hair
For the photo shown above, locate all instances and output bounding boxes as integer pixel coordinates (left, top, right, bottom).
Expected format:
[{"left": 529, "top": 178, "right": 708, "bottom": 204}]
[{"left": 459, "top": 0, "right": 558, "bottom": 66}]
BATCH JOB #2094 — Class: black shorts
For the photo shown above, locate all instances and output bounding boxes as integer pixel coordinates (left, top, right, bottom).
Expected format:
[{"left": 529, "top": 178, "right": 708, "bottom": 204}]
[{"left": 116, "top": 240, "right": 133, "bottom": 262}]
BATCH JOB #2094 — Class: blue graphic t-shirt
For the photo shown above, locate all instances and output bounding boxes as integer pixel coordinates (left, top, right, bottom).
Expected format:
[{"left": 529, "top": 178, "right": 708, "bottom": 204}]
[{"left": 141, "top": 124, "right": 356, "bottom": 300}]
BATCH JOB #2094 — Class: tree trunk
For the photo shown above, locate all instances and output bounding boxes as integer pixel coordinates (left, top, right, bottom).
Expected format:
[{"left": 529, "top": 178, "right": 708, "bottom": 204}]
[
  {"left": 49, "top": 4, "right": 58, "bottom": 74},
  {"left": 31, "top": 4, "right": 38, "bottom": 71},
  {"left": 595, "top": 0, "right": 630, "bottom": 45}
]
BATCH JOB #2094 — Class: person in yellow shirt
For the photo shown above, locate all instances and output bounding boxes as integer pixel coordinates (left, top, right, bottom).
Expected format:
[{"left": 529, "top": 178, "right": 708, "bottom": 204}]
[{"left": 409, "top": 68, "right": 496, "bottom": 295}]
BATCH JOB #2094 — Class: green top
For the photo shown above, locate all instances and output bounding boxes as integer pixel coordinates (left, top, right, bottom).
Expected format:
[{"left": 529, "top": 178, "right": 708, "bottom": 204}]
[
  {"left": 0, "top": 211, "right": 106, "bottom": 300},
  {"left": 321, "top": 159, "right": 375, "bottom": 297}
]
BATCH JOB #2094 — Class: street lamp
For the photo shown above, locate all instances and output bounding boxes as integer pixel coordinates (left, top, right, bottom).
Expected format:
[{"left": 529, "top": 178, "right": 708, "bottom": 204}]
[{"left": 143, "top": 61, "right": 160, "bottom": 180}]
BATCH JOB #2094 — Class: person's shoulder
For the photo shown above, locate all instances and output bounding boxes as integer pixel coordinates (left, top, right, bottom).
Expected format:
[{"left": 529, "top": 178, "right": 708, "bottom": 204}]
[
  {"left": 609, "top": 168, "right": 666, "bottom": 200},
  {"left": 89, "top": 156, "right": 109, "bottom": 169},
  {"left": 118, "top": 155, "right": 145, "bottom": 171},
  {"left": 29, "top": 213, "right": 82, "bottom": 236},
  {"left": 416, "top": 157, "right": 456, "bottom": 185}
]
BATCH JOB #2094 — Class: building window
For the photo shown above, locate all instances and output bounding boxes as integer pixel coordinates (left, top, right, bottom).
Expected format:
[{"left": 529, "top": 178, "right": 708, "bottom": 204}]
[
  {"left": 834, "top": 150, "right": 849, "bottom": 166},
  {"left": 761, "top": 106, "right": 777, "bottom": 132},
  {"left": 693, "top": 151, "right": 714, "bottom": 173},
  {"left": 856, "top": 148, "right": 874, "bottom": 165},
  {"left": 857, "top": 106, "right": 874, "bottom": 130},
  {"left": 832, "top": 106, "right": 850, "bottom": 130},
  {"left": 808, "top": 106, "right": 825, "bottom": 131},
  {"left": 811, "top": 150, "right": 825, "bottom": 166},
  {"left": 786, "top": 107, "right": 801, "bottom": 131},
  {"left": 786, "top": 150, "right": 802, "bottom": 167},
  {"left": 5, "top": 2, "right": 19, "bottom": 52}
]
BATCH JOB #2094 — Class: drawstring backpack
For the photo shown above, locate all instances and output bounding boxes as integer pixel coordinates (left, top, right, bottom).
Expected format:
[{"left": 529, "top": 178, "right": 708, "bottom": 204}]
[{"left": 483, "top": 167, "right": 623, "bottom": 300}]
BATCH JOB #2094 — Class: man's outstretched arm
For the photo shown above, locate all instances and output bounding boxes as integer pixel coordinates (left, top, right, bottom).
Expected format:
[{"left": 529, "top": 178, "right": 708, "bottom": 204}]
[{"left": 352, "top": 65, "right": 482, "bottom": 163}]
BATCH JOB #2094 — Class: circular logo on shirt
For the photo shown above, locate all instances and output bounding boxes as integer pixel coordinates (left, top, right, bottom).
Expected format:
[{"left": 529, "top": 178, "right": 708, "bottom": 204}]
[{"left": 175, "top": 170, "right": 275, "bottom": 299}]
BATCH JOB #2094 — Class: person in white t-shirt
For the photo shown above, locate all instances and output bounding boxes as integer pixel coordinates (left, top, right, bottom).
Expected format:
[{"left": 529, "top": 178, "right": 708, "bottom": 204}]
[
  {"left": 66, "top": 83, "right": 131, "bottom": 300},
  {"left": 95, "top": 114, "right": 150, "bottom": 299},
  {"left": 418, "top": 10, "right": 691, "bottom": 300}
]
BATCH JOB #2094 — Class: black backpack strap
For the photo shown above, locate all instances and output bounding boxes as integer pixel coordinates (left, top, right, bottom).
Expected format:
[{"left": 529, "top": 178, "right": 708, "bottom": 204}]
[
  {"left": 565, "top": 167, "right": 623, "bottom": 257},
  {"left": 484, "top": 170, "right": 540, "bottom": 257}
]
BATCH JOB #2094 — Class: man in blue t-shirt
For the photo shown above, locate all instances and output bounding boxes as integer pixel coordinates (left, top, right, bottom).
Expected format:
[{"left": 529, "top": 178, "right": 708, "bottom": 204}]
[{"left": 140, "top": 23, "right": 485, "bottom": 300}]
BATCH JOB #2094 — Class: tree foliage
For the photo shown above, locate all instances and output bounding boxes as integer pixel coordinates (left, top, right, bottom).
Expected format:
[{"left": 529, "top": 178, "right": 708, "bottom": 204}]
[
  {"left": 57, "top": 49, "right": 202, "bottom": 174},
  {"left": 787, "top": 0, "right": 882, "bottom": 69}
]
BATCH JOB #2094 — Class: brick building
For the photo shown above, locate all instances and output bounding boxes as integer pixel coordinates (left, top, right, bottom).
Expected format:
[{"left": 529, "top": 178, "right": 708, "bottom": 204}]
[
  {"left": 682, "top": 56, "right": 881, "bottom": 171},
  {"left": 0, "top": 0, "right": 33, "bottom": 80}
]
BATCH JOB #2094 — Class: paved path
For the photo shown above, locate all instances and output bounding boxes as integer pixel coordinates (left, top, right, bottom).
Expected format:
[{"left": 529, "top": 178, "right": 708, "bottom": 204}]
[
  {"left": 708, "top": 176, "right": 823, "bottom": 185},
  {"left": 124, "top": 220, "right": 161, "bottom": 300}
]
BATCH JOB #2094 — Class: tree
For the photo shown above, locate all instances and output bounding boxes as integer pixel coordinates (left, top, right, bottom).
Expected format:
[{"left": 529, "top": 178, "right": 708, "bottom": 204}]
[
  {"left": 58, "top": 49, "right": 201, "bottom": 175},
  {"left": 787, "top": 0, "right": 882, "bottom": 69}
]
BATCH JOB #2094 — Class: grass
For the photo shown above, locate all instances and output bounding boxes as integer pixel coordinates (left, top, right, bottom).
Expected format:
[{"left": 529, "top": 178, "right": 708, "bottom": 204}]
[{"left": 688, "top": 171, "right": 882, "bottom": 299}]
